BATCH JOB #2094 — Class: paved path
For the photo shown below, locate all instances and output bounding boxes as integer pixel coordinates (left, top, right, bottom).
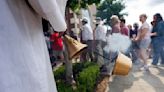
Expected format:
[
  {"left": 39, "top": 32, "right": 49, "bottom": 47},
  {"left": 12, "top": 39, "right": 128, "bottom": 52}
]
[{"left": 108, "top": 64, "right": 164, "bottom": 92}]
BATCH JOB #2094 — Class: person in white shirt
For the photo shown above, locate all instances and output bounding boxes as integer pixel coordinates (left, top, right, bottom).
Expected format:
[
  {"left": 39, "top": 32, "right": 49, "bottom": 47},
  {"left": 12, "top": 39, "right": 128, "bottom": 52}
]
[
  {"left": 135, "top": 14, "right": 151, "bottom": 71},
  {"left": 81, "top": 17, "right": 94, "bottom": 61},
  {"left": 94, "top": 17, "right": 107, "bottom": 68}
]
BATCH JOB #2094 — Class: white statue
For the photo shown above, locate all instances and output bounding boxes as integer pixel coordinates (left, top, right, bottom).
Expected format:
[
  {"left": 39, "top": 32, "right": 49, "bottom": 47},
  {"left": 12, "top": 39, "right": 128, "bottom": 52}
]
[{"left": 0, "top": 0, "right": 67, "bottom": 92}]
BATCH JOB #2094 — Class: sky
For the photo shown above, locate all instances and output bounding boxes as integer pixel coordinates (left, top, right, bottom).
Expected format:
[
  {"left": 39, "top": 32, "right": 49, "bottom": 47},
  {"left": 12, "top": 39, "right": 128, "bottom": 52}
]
[{"left": 123, "top": 0, "right": 164, "bottom": 26}]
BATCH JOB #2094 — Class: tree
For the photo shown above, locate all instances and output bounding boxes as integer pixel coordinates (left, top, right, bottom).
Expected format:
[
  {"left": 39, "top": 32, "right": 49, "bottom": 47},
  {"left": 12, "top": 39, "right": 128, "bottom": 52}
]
[
  {"left": 67, "top": 0, "right": 101, "bottom": 12},
  {"left": 62, "top": 0, "right": 101, "bottom": 85},
  {"left": 96, "top": 0, "right": 127, "bottom": 22}
]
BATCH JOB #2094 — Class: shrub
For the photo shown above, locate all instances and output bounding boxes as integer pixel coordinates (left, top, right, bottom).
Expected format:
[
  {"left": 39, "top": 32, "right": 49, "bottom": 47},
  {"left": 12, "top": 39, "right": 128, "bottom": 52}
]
[
  {"left": 53, "top": 66, "right": 65, "bottom": 80},
  {"left": 53, "top": 62, "right": 100, "bottom": 92},
  {"left": 55, "top": 80, "right": 74, "bottom": 92},
  {"left": 77, "top": 64, "right": 100, "bottom": 92}
]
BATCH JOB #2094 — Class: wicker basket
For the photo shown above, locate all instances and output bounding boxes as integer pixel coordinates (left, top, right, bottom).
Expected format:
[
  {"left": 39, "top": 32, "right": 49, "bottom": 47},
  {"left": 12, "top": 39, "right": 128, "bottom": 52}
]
[{"left": 112, "top": 52, "right": 132, "bottom": 76}]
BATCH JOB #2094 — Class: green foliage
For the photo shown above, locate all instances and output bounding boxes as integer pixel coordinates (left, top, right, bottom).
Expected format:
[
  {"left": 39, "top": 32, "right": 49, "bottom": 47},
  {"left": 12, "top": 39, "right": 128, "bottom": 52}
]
[
  {"left": 56, "top": 81, "right": 74, "bottom": 92},
  {"left": 67, "top": 0, "right": 101, "bottom": 12},
  {"left": 66, "top": 0, "right": 80, "bottom": 12},
  {"left": 53, "top": 62, "right": 100, "bottom": 92},
  {"left": 77, "top": 64, "right": 100, "bottom": 92},
  {"left": 73, "top": 62, "right": 96, "bottom": 77},
  {"left": 97, "top": 0, "right": 127, "bottom": 22},
  {"left": 53, "top": 66, "right": 65, "bottom": 80},
  {"left": 53, "top": 66, "right": 72, "bottom": 92}
]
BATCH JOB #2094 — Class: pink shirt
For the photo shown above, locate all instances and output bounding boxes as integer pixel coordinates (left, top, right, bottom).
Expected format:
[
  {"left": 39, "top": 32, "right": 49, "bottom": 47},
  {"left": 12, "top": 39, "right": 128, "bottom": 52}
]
[{"left": 121, "top": 26, "right": 129, "bottom": 36}]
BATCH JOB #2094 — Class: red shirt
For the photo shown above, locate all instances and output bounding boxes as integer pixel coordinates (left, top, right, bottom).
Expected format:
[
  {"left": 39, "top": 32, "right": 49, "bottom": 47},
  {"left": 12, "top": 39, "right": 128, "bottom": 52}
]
[
  {"left": 50, "top": 33, "right": 63, "bottom": 51},
  {"left": 121, "top": 26, "right": 129, "bottom": 36}
]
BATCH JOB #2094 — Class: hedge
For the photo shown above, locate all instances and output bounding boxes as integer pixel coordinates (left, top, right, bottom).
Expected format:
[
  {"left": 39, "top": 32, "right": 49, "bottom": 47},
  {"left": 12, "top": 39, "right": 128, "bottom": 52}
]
[{"left": 53, "top": 62, "right": 100, "bottom": 92}]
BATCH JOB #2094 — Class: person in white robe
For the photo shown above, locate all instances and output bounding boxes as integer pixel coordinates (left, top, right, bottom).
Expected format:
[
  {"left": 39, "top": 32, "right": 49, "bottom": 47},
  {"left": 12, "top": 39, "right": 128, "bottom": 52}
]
[{"left": 0, "top": 0, "right": 67, "bottom": 92}]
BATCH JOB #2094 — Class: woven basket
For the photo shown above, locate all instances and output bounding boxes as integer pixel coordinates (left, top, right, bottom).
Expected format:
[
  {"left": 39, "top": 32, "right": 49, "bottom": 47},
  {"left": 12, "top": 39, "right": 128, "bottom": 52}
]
[{"left": 112, "top": 52, "right": 132, "bottom": 76}]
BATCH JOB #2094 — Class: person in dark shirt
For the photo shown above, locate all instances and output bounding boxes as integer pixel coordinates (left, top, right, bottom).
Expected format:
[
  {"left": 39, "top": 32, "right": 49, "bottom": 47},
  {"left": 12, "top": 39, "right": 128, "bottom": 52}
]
[
  {"left": 129, "top": 23, "right": 140, "bottom": 63},
  {"left": 128, "top": 24, "right": 133, "bottom": 38},
  {"left": 130, "top": 23, "right": 138, "bottom": 39}
]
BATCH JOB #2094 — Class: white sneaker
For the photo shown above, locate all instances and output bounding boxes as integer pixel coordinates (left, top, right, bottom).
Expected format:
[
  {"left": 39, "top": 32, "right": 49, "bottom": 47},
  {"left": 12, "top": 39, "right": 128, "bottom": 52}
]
[{"left": 140, "top": 65, "right": 149, "bottom": 71}]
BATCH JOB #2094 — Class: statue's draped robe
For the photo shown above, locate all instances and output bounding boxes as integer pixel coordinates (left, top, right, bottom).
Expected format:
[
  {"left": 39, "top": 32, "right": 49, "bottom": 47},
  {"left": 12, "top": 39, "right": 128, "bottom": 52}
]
[{"left": 0, "top": 0, "right": 67, "bottom": 92}]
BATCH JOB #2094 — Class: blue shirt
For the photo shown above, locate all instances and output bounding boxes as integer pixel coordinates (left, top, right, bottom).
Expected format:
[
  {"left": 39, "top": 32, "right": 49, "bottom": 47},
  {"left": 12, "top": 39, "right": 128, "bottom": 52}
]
[
  {"left": 151, "top": 21, "right": 164, "bottom": 43},
  {"left": 158, "top": 21, "right": 164, "bottom": 38}
]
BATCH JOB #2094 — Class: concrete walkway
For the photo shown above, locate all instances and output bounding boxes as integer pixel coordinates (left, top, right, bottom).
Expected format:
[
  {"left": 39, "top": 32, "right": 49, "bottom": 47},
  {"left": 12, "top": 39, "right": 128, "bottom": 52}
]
[{"left": 108, "top": 64, "right": 164, "bottom": 92}]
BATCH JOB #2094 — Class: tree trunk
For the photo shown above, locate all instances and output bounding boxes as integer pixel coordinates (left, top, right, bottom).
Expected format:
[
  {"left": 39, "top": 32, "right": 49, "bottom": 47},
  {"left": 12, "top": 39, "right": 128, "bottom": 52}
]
[{"left": 64, "top": 7, "right": 74, "bottom": 84}]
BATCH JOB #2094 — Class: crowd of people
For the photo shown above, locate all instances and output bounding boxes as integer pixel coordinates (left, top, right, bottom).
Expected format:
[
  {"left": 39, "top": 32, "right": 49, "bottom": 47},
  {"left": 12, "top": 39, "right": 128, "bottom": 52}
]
[
  {"left": 45, "top": 13, "right": 164, "bottom": 74},
  {"left": 129, "top": 13, "right": 164, "bottom": 71}
]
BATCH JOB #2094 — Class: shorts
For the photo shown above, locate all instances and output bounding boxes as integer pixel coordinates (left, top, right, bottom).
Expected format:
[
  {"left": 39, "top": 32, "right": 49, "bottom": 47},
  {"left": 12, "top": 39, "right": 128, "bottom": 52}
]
[
  {"left": 139, "top": 39, "right": 151, "bottom": 49},
  {"left": 53, "top": 50, "right": 63, "bottom": 58}
]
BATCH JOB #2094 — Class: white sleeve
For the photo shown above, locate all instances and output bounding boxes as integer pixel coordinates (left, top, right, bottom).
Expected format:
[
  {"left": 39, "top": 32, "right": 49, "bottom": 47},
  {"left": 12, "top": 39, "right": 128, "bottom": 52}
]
[
  {"left": 28, "top": 0, "right": 68, "bottom": 32},
  {"left": 142, "top": 23, "right": 149, "bottom": 29},
  {"left": 86, "top": 25, "right": 92, "bottom": 40}
]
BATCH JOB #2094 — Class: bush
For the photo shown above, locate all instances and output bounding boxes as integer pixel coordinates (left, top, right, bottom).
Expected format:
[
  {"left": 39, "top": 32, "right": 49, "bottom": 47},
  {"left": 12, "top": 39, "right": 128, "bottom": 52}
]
[
  {"left": 73, "top": 62, "right": 96, "bottom": 79},
  {"left": 53, "top": 66, "right": 65, "bottom": 80},
  {"left": 53, "top": 62, "right": 100, "bottom": 92},
  {"left": 55, "top": 80, "right": 74, "bottom": 92},
  {"left": 77, "top": 64, "right": 100, "bottom": 92},
  {"left": 53, "top": 66, "right": 73, "bottom": 92}
]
